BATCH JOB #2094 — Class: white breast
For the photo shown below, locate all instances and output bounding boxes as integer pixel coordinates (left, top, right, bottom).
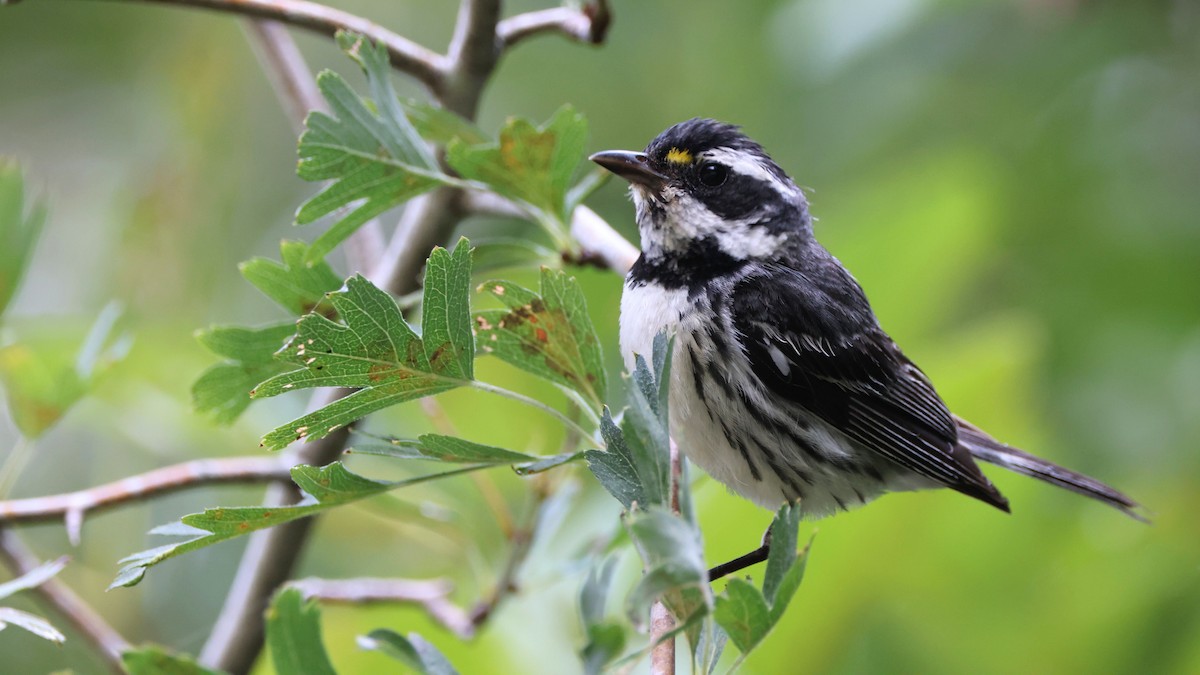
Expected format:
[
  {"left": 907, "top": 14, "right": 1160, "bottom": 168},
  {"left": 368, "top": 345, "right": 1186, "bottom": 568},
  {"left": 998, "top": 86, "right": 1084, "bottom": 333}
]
[{"left": 618, "top": 281, "right": 689, "bottom": 373}]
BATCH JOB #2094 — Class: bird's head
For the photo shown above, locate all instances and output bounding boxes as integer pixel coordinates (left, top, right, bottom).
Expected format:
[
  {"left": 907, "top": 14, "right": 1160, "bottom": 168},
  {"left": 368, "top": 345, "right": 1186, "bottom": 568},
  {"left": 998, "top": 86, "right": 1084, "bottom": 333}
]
[{"left": 590, "top": 118, "right": 811, "bottom": 264}]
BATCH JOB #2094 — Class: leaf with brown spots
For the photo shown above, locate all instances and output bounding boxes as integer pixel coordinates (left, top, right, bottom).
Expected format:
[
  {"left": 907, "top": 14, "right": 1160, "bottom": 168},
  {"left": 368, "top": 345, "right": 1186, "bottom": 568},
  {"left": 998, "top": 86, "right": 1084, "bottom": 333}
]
[
  {"left": 474, "top": 267, "right": 607, "bottom": 411},
  {"left": 111, "top": 461, "right": 486, "bottom": 589},
  {"left": 252, "top": 239, "right": 475, "bottom": 450},
  {"left": 447, "top": 106, "right": 587, "bottom": 229}
]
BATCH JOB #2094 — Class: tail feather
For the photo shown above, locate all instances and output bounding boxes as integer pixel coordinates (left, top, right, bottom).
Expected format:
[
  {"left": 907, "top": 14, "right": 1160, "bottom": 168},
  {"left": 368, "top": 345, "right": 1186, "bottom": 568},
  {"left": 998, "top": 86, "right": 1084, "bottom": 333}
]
[{"left": 955, "top": 416, "right": 1147, "bottom": 522}]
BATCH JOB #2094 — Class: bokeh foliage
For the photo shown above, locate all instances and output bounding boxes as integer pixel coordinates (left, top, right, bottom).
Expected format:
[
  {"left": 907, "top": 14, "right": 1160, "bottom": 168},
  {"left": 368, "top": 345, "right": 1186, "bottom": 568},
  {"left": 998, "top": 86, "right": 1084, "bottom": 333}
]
[{"left": 1, "top": 1, "right": 1197, "bottom": 673}]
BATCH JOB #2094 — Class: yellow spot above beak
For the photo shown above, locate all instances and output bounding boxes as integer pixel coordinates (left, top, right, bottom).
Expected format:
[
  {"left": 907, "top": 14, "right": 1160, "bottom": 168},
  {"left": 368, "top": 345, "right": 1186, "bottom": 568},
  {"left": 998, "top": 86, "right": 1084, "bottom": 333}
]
[{"left": 665, "top": 147, "right": 693, "bottom": 165}]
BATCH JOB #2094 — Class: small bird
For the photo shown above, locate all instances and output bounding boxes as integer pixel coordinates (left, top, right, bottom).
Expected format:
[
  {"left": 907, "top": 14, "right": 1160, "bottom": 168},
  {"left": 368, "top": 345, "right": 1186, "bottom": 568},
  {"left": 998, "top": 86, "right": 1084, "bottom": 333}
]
[{"left": 591, "top": 119, "right": 1141, "bottom": 549}]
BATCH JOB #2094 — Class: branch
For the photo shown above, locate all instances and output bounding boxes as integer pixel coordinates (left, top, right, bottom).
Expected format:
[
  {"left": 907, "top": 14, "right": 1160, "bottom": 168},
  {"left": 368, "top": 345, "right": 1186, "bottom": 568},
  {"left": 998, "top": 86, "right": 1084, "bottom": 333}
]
[
  {"left": 649, "top": 439, "right": 684, "bottom": 675},
  {"left": 497, "top": 0, "right": 612, "bottom": 48},
  {"left": 461, "top": 193, "right": 638, "bottom": 275},
  {"left": 117, "top": 0, "right": 447, "bottom": 90},
  {"left": 0, "top": 457, "right": 292, "bottom": 546},
  {"left": 289, "top": 576, "right": 473, "bottom": 639},
  {"left": 0, "top": 530, "right": 130, "bottom": 674}
]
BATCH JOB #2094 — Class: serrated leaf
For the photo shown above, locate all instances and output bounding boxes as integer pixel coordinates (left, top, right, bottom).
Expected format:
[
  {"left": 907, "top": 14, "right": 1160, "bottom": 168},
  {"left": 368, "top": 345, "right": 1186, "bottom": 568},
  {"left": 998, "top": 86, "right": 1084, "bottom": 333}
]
[
  {"left": 625, "top": 507, "right": 710, "bottom": 627},
  {"left": 239, "top": 241, "right": 342, "bottom": 317},
  {"left": 0, "top": 607, "right": 65, "bottom": 644},
  {"left": 0, "top": 160, "right": 45, "bottom": 320},
  {"left": 352, "top": 435, "right": 582, "bottom": 475},
  {"left": 712, "top": 578, "right": 771, "bottom": 653},
  {"left": 400, "top": 98, "right": 487, "bottom": 146},
  {"left": 111, "top": 462, "right": 483, "bottom": 588},
  {"left": 358, "top": 629, "right": 459, "bottom": 675},
  {"left": 447, "top": 105, "right": 587, "bottom": 225},
  {"left": 475, "top": 268, "right": 606, "bottom": 409},
  {"left": 351, "top": 434, "right": 538, "bottom": 465},
  {"left": 586, "top": 412, "right": 644, "bottom": 510},
  {"left": 192, "top": 323, "right": 296, "bottom": 424},
  {"left": 267, "top": 588, "right": 336, "bottom": 675},
  {"left": 252, "top": 239, "right": 474, "bottom": 450},
  {"left": 0, "top": 555, "right": 67, "bottom": 601},
  {"left": 296, "top": 36, "right": 448, "bottom": 262},
  {"left": 122, "top": 646, "right": 224, "bottom": 675}
]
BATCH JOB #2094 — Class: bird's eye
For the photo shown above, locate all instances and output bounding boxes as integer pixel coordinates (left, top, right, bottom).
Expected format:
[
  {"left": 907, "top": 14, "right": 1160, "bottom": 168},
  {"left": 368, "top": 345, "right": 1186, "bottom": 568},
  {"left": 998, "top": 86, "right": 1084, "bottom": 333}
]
[{"left": 697, "top": 162, "right": 728, "bottom": 188}]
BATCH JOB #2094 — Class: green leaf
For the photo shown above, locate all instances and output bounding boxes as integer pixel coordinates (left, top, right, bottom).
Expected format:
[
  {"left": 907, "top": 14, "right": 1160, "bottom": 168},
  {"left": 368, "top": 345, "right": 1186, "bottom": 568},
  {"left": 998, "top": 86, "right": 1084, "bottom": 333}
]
[
  {"left": 400, "top": 98, "right": 487, "bottom": 146},
  {"left": 191, "top": 323, "right": 296, "bottom": 424},
  {"left": 296, "top": 35, "right": 448, "bottom": 262},
  {"left": 111, "top": 462, "right": 483, "bottom": 588},
  {"left": 239, "top": 241, "right": 342, "bottom": 317},
  {"left": 351, "top": 434, "right": 538, "bottom": 465},
  {"left": 761, "top": 503, "right": 803, "bottom": 607},
  {"left": 358, "top": 629, "right": 460, "bottom": 675},
  {"left": 580, "top": 621, "right": 626, "bottom": 675},
  {"left": 267, "top": 588, "right": 337, "bottom": 675},
  {"left": 578, "top": 557, "right": 628, "bottom": 673},
  {"left": 447, "top": 105, "right": 587, "bottom": 226},
  {"left": 122, "top": 646, "right": 225, "bottom": 675},
  {"left": 0, "top": 160, "right": 45, "bottom": 320},
  {"left": 712, "top": 578, "right": 771, "bottom": 654},
  {"left": 0, "top": 607, "right": 66, "bottom": 644},
  {"left": 352, "top": 434, "right": 582, "bottom": 475},
  {"left": 475, "top": 268, "right": 606, "bottom": 410},
  {"left": 624, "top": 507, "right": 710, "bottom": 627},
  {"left": 252, "top": 239, "right": 474, "bottom": 450},
  {"left": 709, "top": 506, "right": 810, "bottom": 659},
  {"left": 0, "top": 305, "right": 130, "bottom": 438},
  {"left": 0, "top": 555, "right": 67, "bottom": 601}
]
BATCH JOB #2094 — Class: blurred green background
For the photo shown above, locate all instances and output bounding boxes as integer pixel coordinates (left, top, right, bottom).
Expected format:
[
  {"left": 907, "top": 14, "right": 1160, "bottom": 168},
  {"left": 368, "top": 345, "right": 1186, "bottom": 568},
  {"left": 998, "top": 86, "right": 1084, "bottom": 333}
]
[{"left": 1, "top": 0, "right": 1198, "bottom": 673}]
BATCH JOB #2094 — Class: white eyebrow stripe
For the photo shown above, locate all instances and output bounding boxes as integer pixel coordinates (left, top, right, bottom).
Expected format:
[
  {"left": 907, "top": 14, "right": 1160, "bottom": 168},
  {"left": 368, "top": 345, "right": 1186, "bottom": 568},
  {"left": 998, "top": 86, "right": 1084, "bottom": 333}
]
[{"left": 702, "top": 147, "right": 798, "bottom": 197}]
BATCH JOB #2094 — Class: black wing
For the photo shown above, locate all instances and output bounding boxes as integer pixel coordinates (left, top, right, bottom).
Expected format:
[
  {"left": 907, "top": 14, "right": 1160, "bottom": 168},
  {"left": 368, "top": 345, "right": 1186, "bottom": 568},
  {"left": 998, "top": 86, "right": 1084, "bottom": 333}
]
[{"left": 732, "top": 256, "right": 1008, "bottom": 511}]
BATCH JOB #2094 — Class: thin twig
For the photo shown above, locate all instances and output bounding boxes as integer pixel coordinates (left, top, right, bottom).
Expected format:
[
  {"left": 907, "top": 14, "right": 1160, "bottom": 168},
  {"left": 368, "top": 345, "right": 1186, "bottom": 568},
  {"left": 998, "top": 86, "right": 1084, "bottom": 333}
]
[
  {"left": 289, "top": 576, "right": 473, "bottom": 639},
  {"left": 649, "top": 439, "right": 684, "bottom": 674},
  {"left": 116, "top": 0, "right": 448, "bottom": 89},
  {"left": 0, "top": 456, "right": 292, "bottom": 546},
  {"left": 242, "top": 19, "right": 325, "bottom": 132},
  {"left": 0, "top": 530, "right": 130, "bottom": 674},
  {"left": 497, "top": 0, "right": 612, "bottom": 48},
  {"left": 461, "top": 193, "right": 639, "bottom": 276}
]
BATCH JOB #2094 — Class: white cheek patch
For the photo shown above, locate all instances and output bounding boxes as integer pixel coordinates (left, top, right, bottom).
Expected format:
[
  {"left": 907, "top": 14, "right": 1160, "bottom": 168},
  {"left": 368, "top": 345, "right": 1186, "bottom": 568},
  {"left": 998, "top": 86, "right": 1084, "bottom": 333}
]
[{"left": 702, "top": 147, "right": 799, "bottom": 199}]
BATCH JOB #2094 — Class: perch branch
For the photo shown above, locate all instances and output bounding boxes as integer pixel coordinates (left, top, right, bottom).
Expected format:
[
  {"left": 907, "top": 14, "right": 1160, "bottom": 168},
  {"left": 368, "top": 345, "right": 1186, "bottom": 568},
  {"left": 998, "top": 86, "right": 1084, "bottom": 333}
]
[
  {"left": 0, "top": 457, "right": 292, "bottom": 546},
  {"left": 289, "top": 576, "right": 473, "bottom": 639},
  {"left": 114, "top": 0, "right": 447, "bottom": 89},
  {"left": 0, "top": 530, "right": 130, "bottom": 674},
  {"left": 497, "top": 0, "right": 612, "bottom": 48}
]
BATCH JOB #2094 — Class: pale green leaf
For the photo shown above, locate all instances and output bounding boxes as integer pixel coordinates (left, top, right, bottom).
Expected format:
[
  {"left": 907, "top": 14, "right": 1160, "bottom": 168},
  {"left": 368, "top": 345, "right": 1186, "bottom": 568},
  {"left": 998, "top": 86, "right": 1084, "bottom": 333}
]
[
  {"left": 238, "top": 241, "right": 342, "bottom": 317},
  {"left": 0, "top": 607, "right": 65, "bottom": 644},
  {"left": 0, "top": 555, "right": 67, "bottom": 601},
  {"left": 267, "top": 588, "right": 336, "bottom": 675},
  {"left": 0, "top": 160, "right": 45, "bottom": 320},
  {"left": 122, "top": 646, "right": 225, "bottom": 675},
  {"left": 191, "top": 323, "right": 295, "bottom": 424},
  {"left": 712, "top": 578, "right": 771, "bottom": 653},
  {"left": 358, "top": 629, "right": 459, "bottom": 675},
  {"left": 625, "top": 507, "right": 710, "bottom": 627}
]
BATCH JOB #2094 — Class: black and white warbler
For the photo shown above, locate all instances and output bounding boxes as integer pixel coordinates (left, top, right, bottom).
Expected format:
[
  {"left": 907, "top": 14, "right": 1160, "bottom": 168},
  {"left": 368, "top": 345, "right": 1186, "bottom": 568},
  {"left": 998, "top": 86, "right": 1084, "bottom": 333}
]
[{"left": 591, "top": 119, "right": 1141, "bottom": 560}]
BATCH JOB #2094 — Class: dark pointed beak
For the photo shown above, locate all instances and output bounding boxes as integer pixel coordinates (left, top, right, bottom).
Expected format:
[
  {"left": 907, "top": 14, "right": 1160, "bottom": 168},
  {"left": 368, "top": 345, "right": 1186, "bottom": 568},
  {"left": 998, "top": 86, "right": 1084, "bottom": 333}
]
[{"left": 589, "top": 150, "right": 668, "bottom": 191}]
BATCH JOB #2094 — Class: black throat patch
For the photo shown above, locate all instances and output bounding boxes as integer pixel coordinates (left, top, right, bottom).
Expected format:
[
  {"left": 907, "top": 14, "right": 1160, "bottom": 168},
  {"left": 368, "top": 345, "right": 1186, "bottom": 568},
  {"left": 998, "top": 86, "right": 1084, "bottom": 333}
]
[{"left": 627, "top": 236, "right": 747, "bottom": 291}]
